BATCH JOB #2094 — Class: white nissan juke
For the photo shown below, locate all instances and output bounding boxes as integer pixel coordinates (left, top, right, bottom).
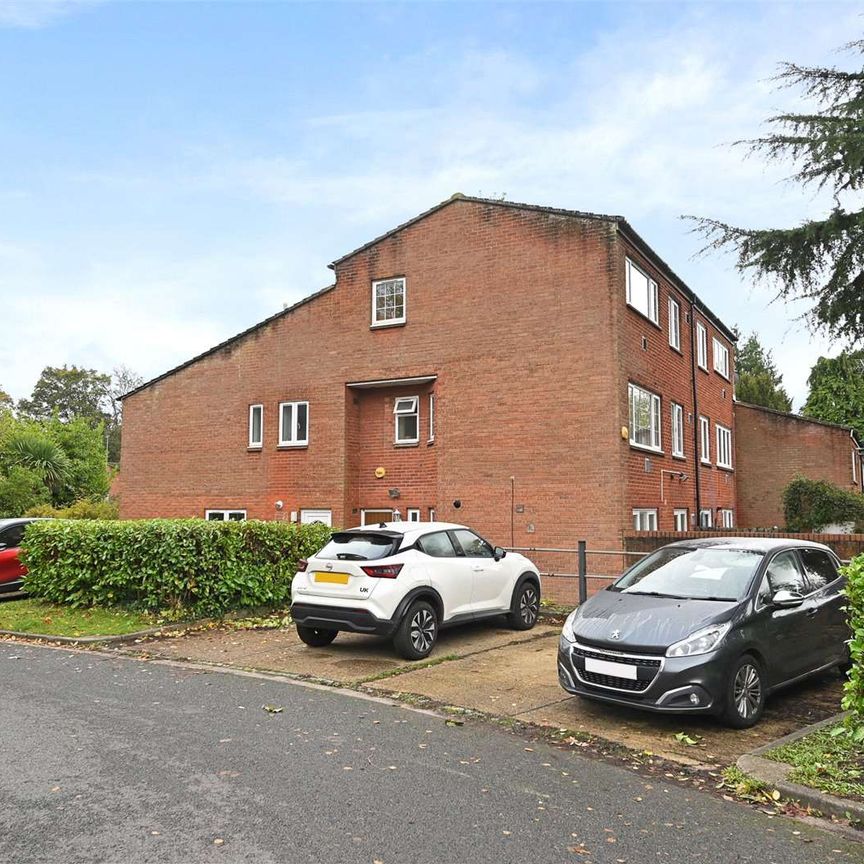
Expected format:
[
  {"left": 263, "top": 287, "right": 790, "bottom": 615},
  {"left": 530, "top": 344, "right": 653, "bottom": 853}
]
[{"left": 290, "top": 522, "right": 541, "bottom": 660}]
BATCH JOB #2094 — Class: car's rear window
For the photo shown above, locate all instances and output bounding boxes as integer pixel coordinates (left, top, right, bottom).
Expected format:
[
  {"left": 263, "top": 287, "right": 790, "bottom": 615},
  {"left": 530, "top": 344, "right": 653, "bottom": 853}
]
[{"left": 316, "top": 532, "right": 401, "bottom": 561}]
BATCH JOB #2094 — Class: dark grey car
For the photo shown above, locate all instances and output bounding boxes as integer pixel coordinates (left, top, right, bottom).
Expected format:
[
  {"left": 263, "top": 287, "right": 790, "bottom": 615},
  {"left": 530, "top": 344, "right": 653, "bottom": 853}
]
[{"left": 557, "top": 538, "right": 849, "bottom": 727}]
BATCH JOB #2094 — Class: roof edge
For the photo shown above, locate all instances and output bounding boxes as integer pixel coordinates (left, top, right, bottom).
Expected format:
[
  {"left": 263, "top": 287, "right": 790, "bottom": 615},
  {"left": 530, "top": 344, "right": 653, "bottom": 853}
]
[{"left": 735, "top": 399, "right": 860, "bottom": 442}]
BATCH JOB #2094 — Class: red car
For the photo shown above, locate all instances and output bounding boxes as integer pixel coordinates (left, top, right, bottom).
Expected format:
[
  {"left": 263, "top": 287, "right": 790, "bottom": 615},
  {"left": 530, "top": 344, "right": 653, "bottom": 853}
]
[{"left": 0, "top": 519, "right": 35, "bottom": 594}]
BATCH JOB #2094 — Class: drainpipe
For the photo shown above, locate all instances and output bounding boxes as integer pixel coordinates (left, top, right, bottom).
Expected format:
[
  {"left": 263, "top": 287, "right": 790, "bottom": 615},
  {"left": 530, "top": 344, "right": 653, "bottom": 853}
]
[{"left": 689, "top": 299, "right": 702, "bottom": 525}]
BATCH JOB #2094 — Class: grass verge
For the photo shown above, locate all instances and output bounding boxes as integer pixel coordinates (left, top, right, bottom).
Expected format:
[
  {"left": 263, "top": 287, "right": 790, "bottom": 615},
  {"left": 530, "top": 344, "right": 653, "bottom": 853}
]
[
  {"left": 764, "top": 725, "right": 864, "bottom": 803},
  {"left": 0, "top": 598, "right": 156, "bottom": 638}
]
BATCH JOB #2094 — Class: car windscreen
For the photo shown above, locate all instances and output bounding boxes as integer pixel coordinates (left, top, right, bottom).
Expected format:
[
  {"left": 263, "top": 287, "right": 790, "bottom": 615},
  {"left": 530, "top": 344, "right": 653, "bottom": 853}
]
[
  {"left": 315, "top": 532, "right": 401, "bottom": 561},
  {"left": 610, "top": 547, "right": 764, "bottom": 601}
]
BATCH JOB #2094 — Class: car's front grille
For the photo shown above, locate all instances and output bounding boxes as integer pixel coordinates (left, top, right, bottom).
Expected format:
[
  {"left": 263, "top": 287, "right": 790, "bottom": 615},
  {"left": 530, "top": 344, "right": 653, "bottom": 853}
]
[
  {"left": 572, "top": 645, "right": 662, "bottom": 669},
  {"left": 579, "top": 670, "right": 651, "bottom": 692},
  {"left": 569, "top": 641, "right": 664, "bottom": 695}
]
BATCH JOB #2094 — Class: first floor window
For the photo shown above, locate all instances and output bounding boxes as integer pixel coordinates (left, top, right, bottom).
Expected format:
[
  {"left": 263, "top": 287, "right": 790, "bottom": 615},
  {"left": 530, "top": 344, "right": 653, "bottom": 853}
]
[
  {"left": 372, "top": 277, "right": 406, "bottom": 327},
  {"left": 206, "top": 510, "right": 246, "bottom": 521},
  {"left": 625, "top": 258, "right": 659, "bottom": 323},
  {"left": 699, "top": 416, "right": 711, "bottom": 464},
  {"left": 279, "top": 401, "right": 309, "bottom": 446},
  {"left": 248, "top": 404, "right": 263, "bottom": 448},
  {"left": 407, "top": 508, "right": 421, "bottom": 522},
  {"left": 629, "top": 383, "right": 661, "bottom": 451},
  {"left": 428, "top": 393, "right": 435, "bottom": 442},
  {"left": 713, "top": 338, "right": 730, "bottom": 379},
  {"left": 674, "top": 509, "right": 688, "bottom": 532},
  {"left": 720, "top": 509, "right": 734, "bottom": 528},
  {"left": 699, "top": 508, "right": 713, "bottom": 529},
  {"left": 668, "top": 297, "right": 681, "bottom": 350},
  {"left": 633, "top": 508, "right": 658, "bottom": 531},
  {"left": 696, "top": 321, "right": 708, "bottom": 369},
  {"left": 716, "top": 424, "right": 733, "bottom": 469},
  {"left": 671, "top": 403, "right": 684, "bottom": 457},
  {"left": 394, "top": 396, "right": 419, "bottom": 444}
]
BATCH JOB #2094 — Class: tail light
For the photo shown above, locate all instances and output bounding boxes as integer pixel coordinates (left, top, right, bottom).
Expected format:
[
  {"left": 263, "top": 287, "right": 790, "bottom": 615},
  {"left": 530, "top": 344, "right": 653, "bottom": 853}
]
[
  {"left": 361, "top": 563, "right": 403, "bottom": 579},
  {"left": 297, "top": 559, "right": 308, "bottom": 573}
]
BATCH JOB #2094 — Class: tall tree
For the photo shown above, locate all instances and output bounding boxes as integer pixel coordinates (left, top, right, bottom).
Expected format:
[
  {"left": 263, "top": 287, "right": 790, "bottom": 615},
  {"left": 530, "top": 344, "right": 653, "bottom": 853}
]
[
  {"left": 802, "top": 351, "right": 864, "bottom": 440},
  {"left": 688, "top": 39, "right": 864, "bottom": 343},
  {"left": 734, "top": 332, "right": 793, "bottom": 411},
  {"left": 106, "top": 365, "right": 144, "bottom": 464},
  {"left": 0, "top": 388, "right": 12, "bottom": 415},
  {"left": 18, "top": 365, "right": 111, "bottom": 426}
]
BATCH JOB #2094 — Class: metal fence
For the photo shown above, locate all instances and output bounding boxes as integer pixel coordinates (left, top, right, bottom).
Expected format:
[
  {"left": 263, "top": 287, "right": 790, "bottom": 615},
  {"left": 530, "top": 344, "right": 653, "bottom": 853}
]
[{"left": 506, "top": 541, "right": 647, "bottom": 607}]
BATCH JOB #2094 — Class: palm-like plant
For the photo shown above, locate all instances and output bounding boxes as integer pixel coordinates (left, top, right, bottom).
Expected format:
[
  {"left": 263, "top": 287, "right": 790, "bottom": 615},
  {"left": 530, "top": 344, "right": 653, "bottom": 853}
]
[{"left": 2, "top": 430, "right": 70, "bottom": 491}]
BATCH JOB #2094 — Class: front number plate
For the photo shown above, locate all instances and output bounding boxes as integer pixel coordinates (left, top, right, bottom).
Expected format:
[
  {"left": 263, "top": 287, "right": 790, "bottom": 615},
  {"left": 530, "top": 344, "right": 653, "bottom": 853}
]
[
  {"left": 313, "top": 572, "right": 350, "bottom": 585},
  {"left": 584, "top": 657, "right": 638, "bottom": 680}
]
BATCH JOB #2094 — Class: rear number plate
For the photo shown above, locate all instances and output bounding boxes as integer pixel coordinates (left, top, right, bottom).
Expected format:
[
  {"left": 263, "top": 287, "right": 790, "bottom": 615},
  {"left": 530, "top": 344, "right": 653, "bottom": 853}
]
[
  {"left": 584, "top": 657, "right": 637, "bottom": 680},
  {"left": 313, "top": 572, "right": 350, "bottom": 585}
]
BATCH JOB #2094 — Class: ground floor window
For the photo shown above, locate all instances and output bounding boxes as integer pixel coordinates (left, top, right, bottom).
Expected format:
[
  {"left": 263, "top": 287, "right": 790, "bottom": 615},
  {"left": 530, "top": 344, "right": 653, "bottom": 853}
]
[
  {"left": 429, "top": 507, "right": 436, "bottom": 522},
  {"left": 720, "top": 509, "right": 734, "bottom": 528},
  {"left": 699, "top": 508, "right": 713, "bottom": 529},
  {"left": 300, "top": 509, "right": 332, "bottom": 526},
  {"left": 632, "top": 509, "right": 658, "bottom": 531},
  {"left": 407, "top": 508, "right": 421, "bottom": 522},
  {"left": 673, "top": 509, "right": 688, "bottom": 532},
  {"left": 206, "top": 510, "right": 246, "bottom": 521}
]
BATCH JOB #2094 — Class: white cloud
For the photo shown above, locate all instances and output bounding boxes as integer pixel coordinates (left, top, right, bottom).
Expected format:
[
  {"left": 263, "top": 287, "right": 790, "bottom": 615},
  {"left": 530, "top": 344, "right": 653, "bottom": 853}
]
[{"left": 0, "top": 0, "right": 98, "bottom": 29}]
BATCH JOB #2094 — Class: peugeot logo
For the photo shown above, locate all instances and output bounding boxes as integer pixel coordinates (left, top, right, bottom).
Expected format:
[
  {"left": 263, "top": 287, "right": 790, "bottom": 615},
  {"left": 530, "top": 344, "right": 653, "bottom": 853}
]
[{"left": 610, "top": 630, "right": 622, "bottom": 640}]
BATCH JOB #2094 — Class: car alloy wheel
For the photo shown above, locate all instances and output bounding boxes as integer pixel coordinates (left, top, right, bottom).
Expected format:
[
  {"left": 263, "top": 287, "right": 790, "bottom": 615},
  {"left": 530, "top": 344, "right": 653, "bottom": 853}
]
[
  {"left": 733, "top": 662, "right": 762, "bottom": 721},
  {"left": 520, "top": 584, "right": 539, "bottom": 626},
  {"left": 410, "top": 608, "right": 436, "bottom": 654}
]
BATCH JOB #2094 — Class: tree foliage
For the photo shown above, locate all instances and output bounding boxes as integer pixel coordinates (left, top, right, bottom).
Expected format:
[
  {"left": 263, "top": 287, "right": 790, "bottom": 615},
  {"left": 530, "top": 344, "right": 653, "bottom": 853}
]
[
  {"left": 802, "top": 350, "right": 864, "bottom": 440},
  {"left": 18, "top": 365, "right": 111, "bottom": 426},
  {"left": 0, "top": 387, "right": 12, "bottom": 414},
  {"left": 688, "top": 40, "right": 864, "bottom": 343},
  {"left": 783, "top": 475, "right": 864, "bottom": 532},
  {"left": 734, "top": 331, "right": 793, "bottom": 411}
]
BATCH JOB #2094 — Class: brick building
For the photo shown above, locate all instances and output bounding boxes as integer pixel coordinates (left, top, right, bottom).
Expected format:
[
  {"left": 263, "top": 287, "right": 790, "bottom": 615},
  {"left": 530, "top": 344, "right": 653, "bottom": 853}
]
[
  {"left": 119, "top": 195, "right": 737, "bottom": 550},
  {"left": 735, "top": 402, "right": 863, "bottom": 528}
]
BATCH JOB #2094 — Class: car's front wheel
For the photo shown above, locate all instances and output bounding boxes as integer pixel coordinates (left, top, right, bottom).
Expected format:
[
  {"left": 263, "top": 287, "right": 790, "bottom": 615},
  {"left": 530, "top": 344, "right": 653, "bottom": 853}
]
[
  {"left": 393, "top": 600, "right": 438, "bottom": 660},
  {"left": 296, "top": 625, "right": 338, "bottom": 647},
  {"left": 721, "top": 654, "right": 765, "bottom": 728},
  {"left": 508, "top": 580, "right": 540, "bottom": 630}
]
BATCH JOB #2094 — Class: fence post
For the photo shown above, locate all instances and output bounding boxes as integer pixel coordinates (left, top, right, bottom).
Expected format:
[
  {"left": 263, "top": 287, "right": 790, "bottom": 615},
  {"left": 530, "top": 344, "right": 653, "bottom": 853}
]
[{"left": 578, "top": 540, "right": 587, "bottom": 605}]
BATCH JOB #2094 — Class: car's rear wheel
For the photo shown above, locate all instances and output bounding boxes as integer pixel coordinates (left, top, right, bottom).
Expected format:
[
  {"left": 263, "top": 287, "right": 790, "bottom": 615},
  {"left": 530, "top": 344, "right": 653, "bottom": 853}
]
[
  {"left": 296, "top": 624, "right": 338, "bottom": 647},
  {"left": 508, "top": 580, "right": 540, "bottom": 630},
  {"left": 721, "top": 654, "right": 765, "bottom": 728},
  {"left": 393, "top": 600, "right": 438, "bottom": 660}
]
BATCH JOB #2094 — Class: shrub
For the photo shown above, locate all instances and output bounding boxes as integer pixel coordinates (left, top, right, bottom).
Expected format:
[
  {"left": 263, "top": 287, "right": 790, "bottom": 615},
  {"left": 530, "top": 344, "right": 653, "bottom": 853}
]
[
  {"left": 20, "top": 519, "right": 332, "bottom": 617},
  {"left": 782, "top": 476, "right": 864, "bottom": 532},
  {"left": 0, "top": 465, "right": 51, "bottom": 517},
  {"left": 24, "top": 498, "right": 120, "bottom": 520},
  {"left": 840, "top": 555, "right": 864, "bottom": 742}
]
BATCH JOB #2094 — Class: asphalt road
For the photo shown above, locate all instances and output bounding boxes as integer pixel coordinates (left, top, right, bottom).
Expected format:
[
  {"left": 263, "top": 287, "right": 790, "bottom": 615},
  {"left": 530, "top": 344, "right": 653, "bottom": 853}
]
[{"left": 0, "top": 644, "right": 860, "bottom": 864}]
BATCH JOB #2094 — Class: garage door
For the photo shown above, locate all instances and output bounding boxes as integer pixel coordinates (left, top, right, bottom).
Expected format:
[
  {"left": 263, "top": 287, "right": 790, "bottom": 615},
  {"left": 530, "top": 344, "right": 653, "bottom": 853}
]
[{"left": 300, "top": 509, "right": 332, "bottom": 527}]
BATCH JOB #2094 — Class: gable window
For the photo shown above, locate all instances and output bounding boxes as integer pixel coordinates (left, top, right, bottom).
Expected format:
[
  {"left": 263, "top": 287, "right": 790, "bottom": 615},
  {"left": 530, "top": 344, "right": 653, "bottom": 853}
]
[
  {"left": 720, "top": 509, "right": 734, "bottom": 528},
  {"left": 206, "top": 510, "right": 246, "bottom": 521},
  {"left": 394, "top": 396, "right": 419, "bottom": 444},
  {"left": 428, "top": 393, "right": 435, "bottom": 442},
  {"left": 713, "top": 338, "right": 730, "bottom": 379},
  {"left": 699, "top": 416, "right": 711, "bottom": 464},
  {"left": 671, "top": 403, "right": 684, "bottom": 458},
  {"left": 674, "top": 509, "right": 689, "bottom": 532},
  {"left": 632, "top": 508, "right": 658, "bottom": 531},
  {"left": 716, "top": 424, "right": 733, "bottom": 469},
  {"left": 248, "top": 404, "right": 263, "bottom": 449},
  {"left": 279, "top": 401, "right": 309, "bottom": 447},
  {"left": 628, "top": 383, "right": 661, "bottom": 451},
  {"left": 699, "top": 508, "right": 713, "bottom": 529},
  {"left": 625, "top": 258, "right": 659, "bottom": 324},
  {"left": 668, "top": 297, "right": 681, "bottom": 351},
  {"left": 372, "top": 277, "right": 406, "bottom": 327},
  {"left": 696, "top": 321, "right": 708, "bottom": 370}
]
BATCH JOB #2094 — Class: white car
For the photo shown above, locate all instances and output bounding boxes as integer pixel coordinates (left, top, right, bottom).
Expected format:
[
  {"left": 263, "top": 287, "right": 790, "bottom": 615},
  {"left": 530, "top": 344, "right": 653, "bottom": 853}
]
[{"left": 290, "top": 522, "right": 541, "bottom": 660}]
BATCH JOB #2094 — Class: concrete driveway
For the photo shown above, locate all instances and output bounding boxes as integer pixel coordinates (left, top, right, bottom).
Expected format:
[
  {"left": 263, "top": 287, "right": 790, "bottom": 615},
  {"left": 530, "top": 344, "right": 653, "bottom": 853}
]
[{"left": 128, "top": 616, "right": 844, "bottom": 768}]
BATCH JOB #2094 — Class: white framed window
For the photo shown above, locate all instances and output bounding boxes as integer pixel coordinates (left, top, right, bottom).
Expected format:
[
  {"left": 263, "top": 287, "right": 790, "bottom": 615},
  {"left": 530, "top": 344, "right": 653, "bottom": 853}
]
[
  {"left": 407, "top": 508, "right": 421, "bottom": 522},
  {"left": 632, "top": 509, "right": 658, "bottom": 531},
  {"left": 300, "top": 509, "right": 332, "bottom": 526},
  {"left": 699, "top": 508, "right": 713, "bottom": 529},
  {"left": 205, "top": 510, "right": 246, "bottom": 521},
  {"left": 248, "top": 404, "right": 263, "bottom": 449},
  {"left": 279, "top": 401, "right": 309, "bottom": 447},
  {"left": 625, "top": 258, "right": 659, "bottom": 324},
  {"left": 854, "top": 450, "right": 859, "bottom": 485},
  {"left": 699, "top": 416, "right": 711, "bottom": 464},
  {"left": 671, "top": 403, "right": 684, "bottom": 458},
  {"left": 428, "top": 393, "right": 435, "bottom": 442},
  {"left": 674, "top": 509, "right": 689, "bottom": 532},
  {"left": 668, "top": 297, "right": 681, "bottom": 351},
  {"left": 394, "top": 396, "right": 419, "bottom": 444},
  {"left": 628, "top": 383, "right": 661, "bottom": 452},
  {"left": 720, "top": 509, "right": 734, "bottom": 529},
  {"left": 361, "top": 509, "right": 394, "bottom": 526},
  {"left": 716, "top": 424, "right": 733, "bottom": 469},
  {"left": 696, "top": 321, "right": 708, "bottom": 370},
  {"left": 429, "top": 507, "right": 436, "bottom": 522},
  {"left": 372, "top": 277, "right": 406, "bottom": 327},
  {"left": 713, "top": 338, "right": 730, "bottom": 379}
]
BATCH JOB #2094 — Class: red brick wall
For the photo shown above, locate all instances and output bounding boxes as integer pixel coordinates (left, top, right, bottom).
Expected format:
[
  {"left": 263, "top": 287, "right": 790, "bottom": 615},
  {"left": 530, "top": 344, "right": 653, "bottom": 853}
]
[{"left": 735, "top": 403, "right": 861, "bottom": 528}]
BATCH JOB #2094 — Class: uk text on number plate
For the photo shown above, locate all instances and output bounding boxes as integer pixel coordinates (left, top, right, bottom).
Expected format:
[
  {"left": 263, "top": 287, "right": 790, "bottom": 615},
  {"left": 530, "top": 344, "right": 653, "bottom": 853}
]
[
  {"left": 314, "top": 571, "right": 350, "bottom": 585},
  {"left": 584, "top": 657, "right": 638, "bottom": 680}
]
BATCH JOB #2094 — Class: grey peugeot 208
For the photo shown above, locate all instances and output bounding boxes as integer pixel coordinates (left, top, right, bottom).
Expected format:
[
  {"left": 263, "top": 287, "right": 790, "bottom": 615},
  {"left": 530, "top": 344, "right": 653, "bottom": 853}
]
[{"left": 557, "top": 537, "right": 849, "bottom": 728}]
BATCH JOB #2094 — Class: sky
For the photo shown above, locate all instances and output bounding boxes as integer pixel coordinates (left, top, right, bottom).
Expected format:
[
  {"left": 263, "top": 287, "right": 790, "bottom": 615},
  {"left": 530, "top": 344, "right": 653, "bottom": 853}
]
[{"left": 0, "top": 0, "right": 860, "bottom": 409}]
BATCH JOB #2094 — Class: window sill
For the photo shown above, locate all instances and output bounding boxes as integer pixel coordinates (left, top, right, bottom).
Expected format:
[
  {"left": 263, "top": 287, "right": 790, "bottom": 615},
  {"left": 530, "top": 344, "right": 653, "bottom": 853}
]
[
  {"left": 700, "top": 460, "right": 712, "bottom": 467},
  {"left": 626, "top": 303, "right": 661, "bottom": 330},
  {"left": 669, "top": 344, "right": 683, "bottom": 356},
  {"left": 247, "top": 446, "right": 263, "bottom": 452},
  {"left": 630, "top": 443, "right": 664, "bottom": 456},
  {"left": 672, "top": 453, "right": 687, "bottom": 461},
  {"left": 717, "top": 464, "right": 734, "bottom": 473},
  {"left": 427, "top": 439, "right": 435, "bottom": 446},
  {"left": 698, "top": 364, "right": 709, "bottom": 373},
  {"left": 370, "top": 320, "right": 406, "bottom": 330},
  {"left": 394, "top": 441, "right": 420, "bottom": 448},
  {"left": 714, "top": 370, "right": 731, "bottom": 382},
  {"left": 277, "top": 444, "right": 309, "bottom": 450}
]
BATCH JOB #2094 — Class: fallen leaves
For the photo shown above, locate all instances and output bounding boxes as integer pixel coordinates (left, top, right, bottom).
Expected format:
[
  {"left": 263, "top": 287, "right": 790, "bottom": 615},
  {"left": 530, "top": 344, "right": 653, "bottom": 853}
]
[{"left": 262, "top": 704, "right": 283, "bottom": 714}]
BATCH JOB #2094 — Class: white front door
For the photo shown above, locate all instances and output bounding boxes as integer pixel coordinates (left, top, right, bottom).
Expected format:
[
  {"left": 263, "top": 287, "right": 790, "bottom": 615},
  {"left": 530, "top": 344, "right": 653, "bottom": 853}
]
[{"left": 300, "top": 509, "right": 332, "bottom": 527}]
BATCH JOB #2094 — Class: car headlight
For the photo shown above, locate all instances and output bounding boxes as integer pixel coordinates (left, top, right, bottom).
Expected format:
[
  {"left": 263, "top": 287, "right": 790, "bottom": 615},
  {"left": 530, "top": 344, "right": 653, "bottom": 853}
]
[
  {"left": 561, "top": 609, "right": 580, "bottom": 643},
  {"left": 666, "top": 622, "right": 731, "bottom": 658}
]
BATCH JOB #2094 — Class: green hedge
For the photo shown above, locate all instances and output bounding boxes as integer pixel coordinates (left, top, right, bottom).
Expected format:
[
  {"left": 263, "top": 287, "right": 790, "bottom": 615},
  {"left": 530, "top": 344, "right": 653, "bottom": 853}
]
[
  {"left": 841, "top": 555, "right": 864, "bottom": 742},
  {"left": 20, "top": 519, "right": 332, "bottom": 617},
  {"left": 782, "top": 476, "right": 864, "bottom": 533}
]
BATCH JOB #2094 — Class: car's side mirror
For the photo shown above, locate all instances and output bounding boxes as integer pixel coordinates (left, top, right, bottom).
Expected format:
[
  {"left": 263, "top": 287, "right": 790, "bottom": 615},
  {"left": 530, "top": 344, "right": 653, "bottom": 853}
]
[
  {"left": 493, "top": 546, "right": 506, "bottom": 561},
  {"left": 772, "top": 589, "right": 804, "bottom": 608}
]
